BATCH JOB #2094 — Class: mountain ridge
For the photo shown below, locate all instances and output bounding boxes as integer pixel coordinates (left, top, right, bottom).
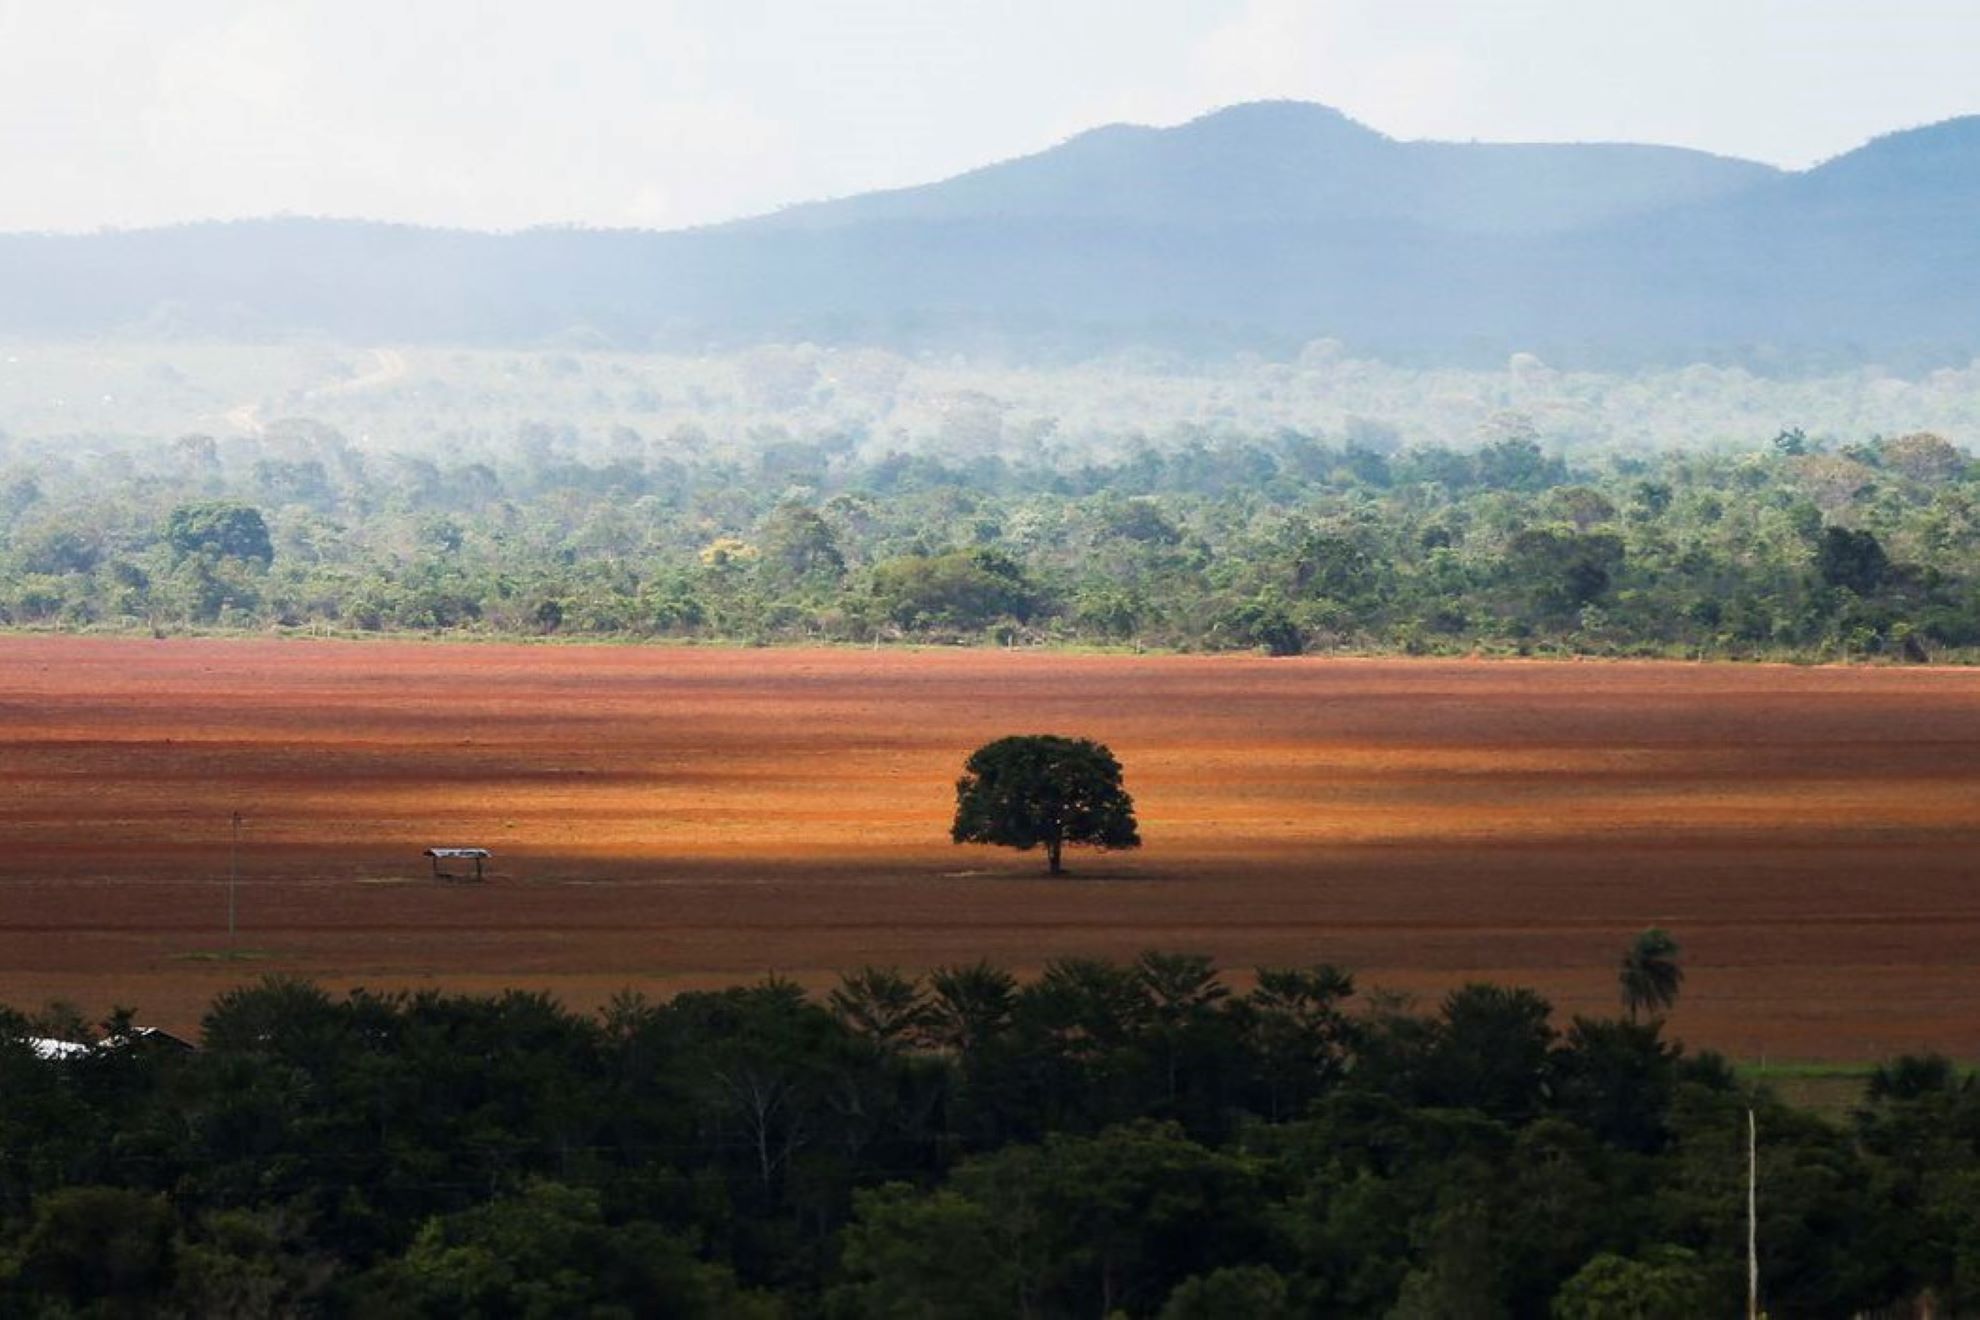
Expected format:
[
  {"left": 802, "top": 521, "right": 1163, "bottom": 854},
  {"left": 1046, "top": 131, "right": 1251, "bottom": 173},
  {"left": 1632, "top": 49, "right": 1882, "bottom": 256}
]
[
  {"left": 736, "top": 100, "right": 1781, "bottom": 236},
  {"left": 1, "top": 100, "right": 1976, "bottom": 368}
]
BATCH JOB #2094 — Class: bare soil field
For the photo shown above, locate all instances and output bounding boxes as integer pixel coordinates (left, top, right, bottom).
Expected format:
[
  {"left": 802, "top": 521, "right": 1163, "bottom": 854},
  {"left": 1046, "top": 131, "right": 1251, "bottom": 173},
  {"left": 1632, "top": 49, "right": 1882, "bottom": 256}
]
[{"left": 2, "top": 635, "right": 1978, "bottom": 1061}]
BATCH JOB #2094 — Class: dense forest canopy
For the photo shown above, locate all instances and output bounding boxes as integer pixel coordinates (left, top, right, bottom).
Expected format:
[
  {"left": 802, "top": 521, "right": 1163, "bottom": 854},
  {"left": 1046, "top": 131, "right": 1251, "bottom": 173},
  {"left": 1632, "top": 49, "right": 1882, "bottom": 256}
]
[
  {"left": 0, "top": 343, "right": 1974, "bottom": 661},
  {"left": 3, "top": 956, "right": 1978, "bottom": 1316}
]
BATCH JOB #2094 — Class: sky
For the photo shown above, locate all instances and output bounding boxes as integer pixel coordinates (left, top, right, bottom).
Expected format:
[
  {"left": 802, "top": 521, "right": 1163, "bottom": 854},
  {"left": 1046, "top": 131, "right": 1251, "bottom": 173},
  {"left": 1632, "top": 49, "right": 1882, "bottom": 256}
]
[{"left": 2, "top": 0, "right": 1978, "bottom": 234}]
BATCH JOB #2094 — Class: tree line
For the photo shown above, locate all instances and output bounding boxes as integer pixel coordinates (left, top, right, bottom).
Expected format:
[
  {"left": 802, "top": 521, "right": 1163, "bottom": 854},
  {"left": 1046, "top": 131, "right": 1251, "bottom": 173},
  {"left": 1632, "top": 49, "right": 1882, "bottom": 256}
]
[
  {"left": 2, "top": 952, "right": 1977, "bottom": 1316},
  {"left": 1, "top": 420, "right": 1977, "bottom": 660}
]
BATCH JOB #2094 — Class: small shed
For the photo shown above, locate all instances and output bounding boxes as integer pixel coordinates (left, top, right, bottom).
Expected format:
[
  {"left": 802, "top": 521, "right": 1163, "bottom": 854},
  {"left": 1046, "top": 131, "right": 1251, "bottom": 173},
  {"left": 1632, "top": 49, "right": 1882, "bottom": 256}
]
[{"left": 424, "top": 847, "right": 491, "bottom": 882}]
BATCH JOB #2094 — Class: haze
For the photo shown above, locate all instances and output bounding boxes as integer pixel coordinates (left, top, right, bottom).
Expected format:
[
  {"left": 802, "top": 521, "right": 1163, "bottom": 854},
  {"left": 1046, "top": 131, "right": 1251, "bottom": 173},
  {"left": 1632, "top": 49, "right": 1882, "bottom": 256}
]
[{"left": 4, "top": 0, "right": 1979, "bottom": 235}]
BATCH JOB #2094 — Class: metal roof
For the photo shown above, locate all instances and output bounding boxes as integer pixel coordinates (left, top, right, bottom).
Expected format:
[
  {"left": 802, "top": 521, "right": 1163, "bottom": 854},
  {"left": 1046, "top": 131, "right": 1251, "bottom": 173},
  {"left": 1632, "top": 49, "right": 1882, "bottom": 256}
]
[
  {"left": 424, "top": 847, "right": 491, "bottom": 859},
  {"left": 26, "top": 1027, "right": 196, "bottom": 1059}
]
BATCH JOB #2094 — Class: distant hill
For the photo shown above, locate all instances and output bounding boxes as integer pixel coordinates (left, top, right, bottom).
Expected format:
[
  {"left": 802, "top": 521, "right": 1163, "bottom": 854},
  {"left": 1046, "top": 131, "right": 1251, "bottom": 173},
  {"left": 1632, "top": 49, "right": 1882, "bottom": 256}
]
[
  {"left": 742, "top": 102, "right": 1778, "bottom": 235},
  {"left": 1, "top": 101, "right": 1976, "bottom": 367}
]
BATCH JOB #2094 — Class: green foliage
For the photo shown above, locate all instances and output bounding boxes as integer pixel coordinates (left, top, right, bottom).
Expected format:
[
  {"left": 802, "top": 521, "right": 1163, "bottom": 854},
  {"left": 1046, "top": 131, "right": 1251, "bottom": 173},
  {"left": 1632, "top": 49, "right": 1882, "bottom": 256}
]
[
  {"left": 951, "top": 734, "right": 1140, "bottom": 874},
  {"left": 1238, "top": 964, "right": 1359, "bottom": 1121},
  {"left": 1388, "top": 1197, "right": 1508, "bottom": 1319},
  {"left": 830, "top": 1185, "right": 1023, "bottom": 1319},
  {"left": 870, "top": 548, "right": 1038, "bottom": 631},
  {"left": 5, "top": 1186, "right": 178, "bottom": 1316},
  {"left": 359, "top": 1180, "right": 770, "bottom": 1319},
  {"left": 1550, "top": 1245, "right": 1712, "bottom": 1319},
  {"left": 827, "top": 966, "right": 930, "bottom": 1047},
  {"left": 0, "top": 950, "right": 1967, "bottom": 1316},
  {"left": 1097, "top": 498, "right": 1183, "bottom": 546},
  {"left": 1158, "top": 1264, "right": 1296, "bottom": 1319},
  {"left": 1817, "top": 524, "right": 1892, "bottom": 593},
  {"left": 1503, "top": 527, "right": 1625, "bottom": 616},
  {"left": 836, "top": 1123, "right": 1270, "bottom": 1317},
  {"left": 1291, "top": 531, "right": 1373, "bottom": 600},
  {"left": 1419, "top": 984, "right": 1558, "bottom": 1124},
  {"left": 1214, "top": 596, "right": 1304, "bottom": 655},
  {"left": 0, "top": 404, "right": 1974, "bottom": 658},
  {"left": 1552, "top": 1017, "right": 1681, "bottom": 1152},
  {"left": 758, "top": 502, "right": 845, "bottom": 584},
  {"left": 163, "top": 500, "right": 273, "bottom": 566},
  {"left": 924, "top": 961, "right": 1018, "bottom": 1056}
]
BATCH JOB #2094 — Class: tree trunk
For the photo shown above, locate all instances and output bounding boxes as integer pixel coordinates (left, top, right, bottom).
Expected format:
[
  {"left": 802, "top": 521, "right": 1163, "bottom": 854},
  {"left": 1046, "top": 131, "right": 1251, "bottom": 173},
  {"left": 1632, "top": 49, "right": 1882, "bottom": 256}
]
[{"left": 1047, "top": 837, "right": 1063, "bottom": 875}]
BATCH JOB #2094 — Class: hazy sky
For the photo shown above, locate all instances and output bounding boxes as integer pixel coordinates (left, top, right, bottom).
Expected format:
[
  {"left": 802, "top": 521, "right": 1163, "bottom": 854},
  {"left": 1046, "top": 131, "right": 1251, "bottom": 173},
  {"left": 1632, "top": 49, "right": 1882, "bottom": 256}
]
[{"left": 4, "top": 0, "right": 1978, "bottom": 234}]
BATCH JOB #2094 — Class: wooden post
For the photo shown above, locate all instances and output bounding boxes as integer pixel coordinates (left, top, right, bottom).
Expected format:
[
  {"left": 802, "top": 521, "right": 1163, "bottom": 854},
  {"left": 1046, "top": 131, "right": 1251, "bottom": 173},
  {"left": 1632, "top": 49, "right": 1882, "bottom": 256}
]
[
  {"left": 229, "top": 811, "right": 241, "bottom": 942},
  {"left": 1748, "top": 1108, "right": 1759, "bottom": 1320}
]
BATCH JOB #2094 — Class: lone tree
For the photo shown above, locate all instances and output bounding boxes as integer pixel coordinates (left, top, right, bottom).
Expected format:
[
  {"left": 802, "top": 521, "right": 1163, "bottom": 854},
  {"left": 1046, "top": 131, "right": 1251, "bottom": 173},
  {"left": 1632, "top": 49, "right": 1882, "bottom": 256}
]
[
  {"left": 951, "top": 735, "right": 1139, "bottom": 876},
  {"left": 1619, "top": 927, "right": 1683, "bottom": 1023}
]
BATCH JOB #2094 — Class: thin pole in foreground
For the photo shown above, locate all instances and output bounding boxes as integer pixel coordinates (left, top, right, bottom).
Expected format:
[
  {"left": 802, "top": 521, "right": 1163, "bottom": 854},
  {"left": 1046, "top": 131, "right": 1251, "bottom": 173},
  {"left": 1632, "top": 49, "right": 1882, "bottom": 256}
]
[
  {"left": 229, "top": 811, "right": 242, "bottom": 942},
  {"left": 1748, "top": 1107, "right": 1759, "bottom": 1320}
]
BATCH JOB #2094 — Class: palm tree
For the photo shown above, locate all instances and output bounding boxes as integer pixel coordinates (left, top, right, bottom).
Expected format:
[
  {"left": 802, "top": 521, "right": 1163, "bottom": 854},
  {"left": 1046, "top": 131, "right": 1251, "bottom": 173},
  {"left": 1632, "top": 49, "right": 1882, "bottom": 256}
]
[
  {"left": 827, "top": 965, "right": 929, "bottom": 1047},
  {"left": 924, "top": 960, "right": 1017, "bottom": 1055},
  {"left": 1619, "top": 927, "right": 1683, "bottom": 1022}
]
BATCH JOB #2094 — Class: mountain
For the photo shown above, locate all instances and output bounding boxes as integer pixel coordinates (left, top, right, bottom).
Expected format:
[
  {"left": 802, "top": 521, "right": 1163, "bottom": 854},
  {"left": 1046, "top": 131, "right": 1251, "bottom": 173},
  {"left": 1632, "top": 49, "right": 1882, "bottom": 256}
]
[
  {"left": 0, "top": 102, "right": 1975, "bottom": 367},
  {"left": 743, "top": 102, "right": 1777, "bottom": 235},
  {"left": 1531, "top": 118, "right": 1980, "bottom": 360}
]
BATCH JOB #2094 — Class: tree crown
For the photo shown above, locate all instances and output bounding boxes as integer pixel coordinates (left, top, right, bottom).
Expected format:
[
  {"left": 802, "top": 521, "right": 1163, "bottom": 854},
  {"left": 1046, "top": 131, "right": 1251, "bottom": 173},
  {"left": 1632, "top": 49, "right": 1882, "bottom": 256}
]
[{"left": 951, "top": 734, "right": 1139, "bottom": 874}]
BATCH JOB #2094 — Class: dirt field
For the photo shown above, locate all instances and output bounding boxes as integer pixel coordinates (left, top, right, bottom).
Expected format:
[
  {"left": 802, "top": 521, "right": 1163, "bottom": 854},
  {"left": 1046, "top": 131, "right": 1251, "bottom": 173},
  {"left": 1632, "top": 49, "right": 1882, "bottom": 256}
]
[{"left": 3, "top": 635, "right": 1978, "bottom": 1061}]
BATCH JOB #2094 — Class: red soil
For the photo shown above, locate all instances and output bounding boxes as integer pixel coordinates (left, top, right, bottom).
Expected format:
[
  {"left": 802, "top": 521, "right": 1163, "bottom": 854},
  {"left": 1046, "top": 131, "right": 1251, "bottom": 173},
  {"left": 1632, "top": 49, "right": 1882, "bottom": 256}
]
[{"left": 2, "top": 635, "right": 1978, "bottom": 1061}]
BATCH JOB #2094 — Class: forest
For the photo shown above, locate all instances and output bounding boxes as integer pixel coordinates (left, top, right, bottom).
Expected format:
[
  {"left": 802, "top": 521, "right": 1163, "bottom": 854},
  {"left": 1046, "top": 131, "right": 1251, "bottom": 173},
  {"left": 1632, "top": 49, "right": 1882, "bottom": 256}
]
[
  {"left": 0, "top": 954, "right": 1974, "bottom": 1317},
  {"left": 1, "top": 400, "right": 1975, "bottom": 661}
]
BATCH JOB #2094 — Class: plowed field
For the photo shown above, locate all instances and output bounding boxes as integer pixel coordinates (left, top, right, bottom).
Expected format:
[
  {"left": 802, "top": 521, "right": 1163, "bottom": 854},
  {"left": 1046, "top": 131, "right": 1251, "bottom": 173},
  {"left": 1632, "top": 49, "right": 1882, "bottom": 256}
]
[{"left": 3, "top": 635, "right": 1979, "bottom": 1060}]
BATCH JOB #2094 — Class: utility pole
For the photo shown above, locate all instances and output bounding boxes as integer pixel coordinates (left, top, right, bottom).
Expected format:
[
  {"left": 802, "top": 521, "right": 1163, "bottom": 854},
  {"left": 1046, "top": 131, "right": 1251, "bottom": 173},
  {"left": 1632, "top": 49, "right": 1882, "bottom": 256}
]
[
  {"left": 229, "top": 811, "right": 242, "bottom": 942},
  {"left": 1747, "top": 1107, "right": 1759, "bottom": 1320}
]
